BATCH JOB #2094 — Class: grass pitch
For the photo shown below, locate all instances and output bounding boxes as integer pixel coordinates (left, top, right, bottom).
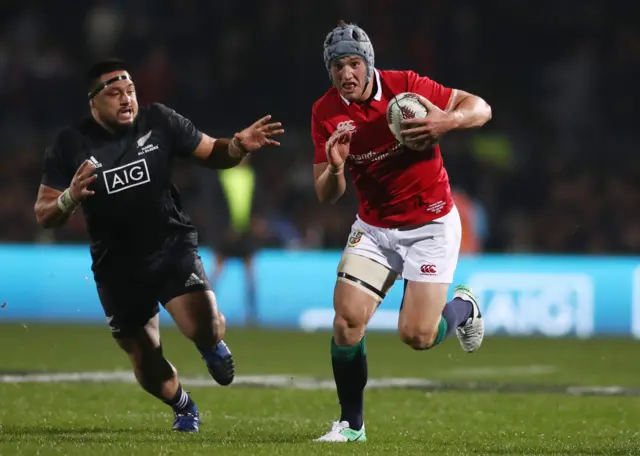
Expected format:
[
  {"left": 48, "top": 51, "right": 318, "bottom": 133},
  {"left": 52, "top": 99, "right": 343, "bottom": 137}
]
[{"left": 1, "top": 324, "right": 639, "bottom": 455}]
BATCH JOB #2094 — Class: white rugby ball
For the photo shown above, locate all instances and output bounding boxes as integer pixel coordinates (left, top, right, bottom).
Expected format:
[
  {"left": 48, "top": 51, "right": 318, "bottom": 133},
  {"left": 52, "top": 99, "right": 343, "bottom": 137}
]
[{"left": 386, "top": 92, "right": 428, "bottom": 145}]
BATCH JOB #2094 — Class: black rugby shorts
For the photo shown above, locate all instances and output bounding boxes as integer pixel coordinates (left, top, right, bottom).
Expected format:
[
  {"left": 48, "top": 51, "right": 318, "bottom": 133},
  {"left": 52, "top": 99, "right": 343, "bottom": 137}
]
[{"left": 96, "top": 249, "right": 211, "bottom": 339}]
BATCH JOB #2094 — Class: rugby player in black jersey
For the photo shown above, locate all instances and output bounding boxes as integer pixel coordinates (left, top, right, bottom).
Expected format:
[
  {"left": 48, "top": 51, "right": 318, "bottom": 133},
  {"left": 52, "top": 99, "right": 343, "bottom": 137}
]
[{"left": 34, "top": 59, "right": 284, "bottom": 433}]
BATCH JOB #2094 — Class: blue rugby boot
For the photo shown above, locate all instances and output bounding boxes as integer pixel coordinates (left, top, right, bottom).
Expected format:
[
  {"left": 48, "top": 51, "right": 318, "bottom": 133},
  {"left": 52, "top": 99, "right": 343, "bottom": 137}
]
[
  {"left": 199, "top": 340, "right": 235, "bottom": 386},
  {"left": 172, "top": 404, "right": 200, "bottom": 433}
]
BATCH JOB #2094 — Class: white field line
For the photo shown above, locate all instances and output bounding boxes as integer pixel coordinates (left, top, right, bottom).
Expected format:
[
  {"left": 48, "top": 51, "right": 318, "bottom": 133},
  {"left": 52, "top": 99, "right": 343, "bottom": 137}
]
[
  {"left": 0, "top": 364, "right": 556, "bottom": 386},
  {"left": 0, "top": 366, "right": 640, "bottom": 396},
  {"left": 0, "top": 371, "right": 431, "bottom": 389},
  {"left": 1, "top": 367, "right": 639, "bottom": 397},
  {"left": 446, "top": 365, "right": 557, "bottom": 377}
]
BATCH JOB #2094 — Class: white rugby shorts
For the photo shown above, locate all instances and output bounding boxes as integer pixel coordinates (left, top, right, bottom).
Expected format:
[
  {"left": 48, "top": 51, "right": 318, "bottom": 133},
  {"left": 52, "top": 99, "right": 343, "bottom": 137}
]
[{"left": 343, "top": 205, "right": 462, "bottom": 283}]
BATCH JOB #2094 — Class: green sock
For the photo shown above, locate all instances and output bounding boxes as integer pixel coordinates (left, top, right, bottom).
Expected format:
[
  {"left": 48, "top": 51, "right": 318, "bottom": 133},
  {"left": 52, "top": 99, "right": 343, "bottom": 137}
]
[
  {"left": 432, "top": 317, "right": 448, "bottom": 346},
  {"left": 331, "top": 336, "right": 366, "bottom": 360}
]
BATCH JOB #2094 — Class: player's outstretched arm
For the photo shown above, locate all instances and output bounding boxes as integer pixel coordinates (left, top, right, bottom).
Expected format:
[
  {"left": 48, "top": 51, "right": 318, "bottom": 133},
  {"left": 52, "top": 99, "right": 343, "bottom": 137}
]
[
  {"left": 191, "top": 135, "right": 242, "bottom": 169},
  {"left": 34, "top": 160, "right": 97, "bottom": 229},
  {"left": 192, "top": 115, "right": 284, "bottom": 169}
]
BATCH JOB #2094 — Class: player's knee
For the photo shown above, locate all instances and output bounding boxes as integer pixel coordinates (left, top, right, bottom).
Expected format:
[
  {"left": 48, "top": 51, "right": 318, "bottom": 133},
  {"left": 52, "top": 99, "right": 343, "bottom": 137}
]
[
  {"left": 116, "top": 326, "right": 159, "bottom": 357},
  {"left": 332, "top": 291, "right": 371, "bottom": 346},
  {"left": 398, "top": 325, "right": 438, "bottom": 350},
  {"left": 333, "top": 313, "right": 366, "bottom": 346},
  {"left": 118, "top": 338, "right": 173, "bottom": 377}
]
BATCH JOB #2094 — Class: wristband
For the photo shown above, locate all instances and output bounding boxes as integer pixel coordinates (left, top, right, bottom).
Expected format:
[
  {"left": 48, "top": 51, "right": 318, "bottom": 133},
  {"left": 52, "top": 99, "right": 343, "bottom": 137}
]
[
  {"left": 230, "top": 137, "right": 249, "bottom": 159},
  {"left": 57, "top": 188, "right": 78, "bottom": 214},
  {"left": 328, "top": 164, "right": 344, "bottom": 175}
]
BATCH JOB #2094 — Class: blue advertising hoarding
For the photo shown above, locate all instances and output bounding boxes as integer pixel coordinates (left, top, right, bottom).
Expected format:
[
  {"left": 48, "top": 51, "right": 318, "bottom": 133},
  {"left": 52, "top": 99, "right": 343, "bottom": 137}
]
[{"left": 0, "top": 244, "right": 638, "bottom": 338}]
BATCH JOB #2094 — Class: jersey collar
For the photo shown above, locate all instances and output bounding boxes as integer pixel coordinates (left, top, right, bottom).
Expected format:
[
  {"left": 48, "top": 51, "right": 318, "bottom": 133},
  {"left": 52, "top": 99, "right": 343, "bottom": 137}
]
[{"left": 340, "top": 69, "right": 382, "bottom": 106}]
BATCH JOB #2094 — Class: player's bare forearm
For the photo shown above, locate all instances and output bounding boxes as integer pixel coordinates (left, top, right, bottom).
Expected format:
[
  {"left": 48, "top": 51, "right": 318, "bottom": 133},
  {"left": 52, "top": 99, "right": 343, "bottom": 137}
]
[
  {"left": 34, "top": 186, "right": 73, "bottom": 229},
  {"left": 198, "top": 138, "right": 244, "bottom": 169},
  {"left": 449, "top": 92, "right": 492, "bottom": 130},
  {"left": 314, "top": 163, "right": 347, "bottom": 204}
]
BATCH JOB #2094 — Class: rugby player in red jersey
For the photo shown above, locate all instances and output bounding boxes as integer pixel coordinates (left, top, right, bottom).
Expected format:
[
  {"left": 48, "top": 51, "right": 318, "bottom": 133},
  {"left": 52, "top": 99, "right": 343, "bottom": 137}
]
[{"left": 311, "top": 21, "right": 492, "bottom": 442}]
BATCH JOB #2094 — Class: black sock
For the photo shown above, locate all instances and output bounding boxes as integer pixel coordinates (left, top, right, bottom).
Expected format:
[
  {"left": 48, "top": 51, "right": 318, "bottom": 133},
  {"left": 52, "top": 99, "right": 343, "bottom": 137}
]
[
  {"left": 331, "top": 337, "right": 367, "bottom": 431},
  {"left": 163, "top": 384, "right": 196, "bottom": 414}
]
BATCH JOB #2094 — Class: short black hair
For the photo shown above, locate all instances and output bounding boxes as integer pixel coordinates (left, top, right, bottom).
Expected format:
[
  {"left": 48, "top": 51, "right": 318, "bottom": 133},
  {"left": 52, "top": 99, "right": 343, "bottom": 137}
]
[{"left": 86, "top": 58, "right": 129, "bottom": 89}]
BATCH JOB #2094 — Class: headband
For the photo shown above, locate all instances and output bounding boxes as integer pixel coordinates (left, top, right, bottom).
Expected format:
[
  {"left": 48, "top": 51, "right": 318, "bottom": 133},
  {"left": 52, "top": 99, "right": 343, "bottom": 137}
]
[{"left": 88, "top": 74, "right": 132, "bottom": 99}]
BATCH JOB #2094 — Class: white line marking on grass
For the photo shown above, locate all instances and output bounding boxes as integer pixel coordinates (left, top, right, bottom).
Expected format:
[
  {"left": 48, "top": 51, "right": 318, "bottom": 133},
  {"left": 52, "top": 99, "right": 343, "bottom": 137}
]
[
  {"left": 1, "top": 370, "right": 639, "bottom": 397},
  {"left": 445, "top": 365, "right": 557, "bottom": 377},
  {"left": 0, "top": 371, "right": 434, "bottom": 389}
]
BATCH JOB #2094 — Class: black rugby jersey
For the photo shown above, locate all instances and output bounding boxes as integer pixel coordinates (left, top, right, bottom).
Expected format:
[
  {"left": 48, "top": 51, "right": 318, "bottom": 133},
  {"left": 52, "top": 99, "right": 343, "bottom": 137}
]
[{"left": 41, "top": 103, "right": 203, "bottom": 273}]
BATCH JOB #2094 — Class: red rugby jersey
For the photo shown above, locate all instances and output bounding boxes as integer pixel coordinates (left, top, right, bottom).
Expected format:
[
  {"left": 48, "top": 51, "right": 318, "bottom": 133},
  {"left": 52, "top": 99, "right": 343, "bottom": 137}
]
[{"left": 312, "top": 69, "right": 458, "bottom": 228}]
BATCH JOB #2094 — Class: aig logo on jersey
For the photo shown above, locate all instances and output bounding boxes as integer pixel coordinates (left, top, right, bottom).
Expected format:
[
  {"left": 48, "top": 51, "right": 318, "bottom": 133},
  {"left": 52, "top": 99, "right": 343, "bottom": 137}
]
[{"left": 103, "top": 159, "right": 151, "bottom": 194}]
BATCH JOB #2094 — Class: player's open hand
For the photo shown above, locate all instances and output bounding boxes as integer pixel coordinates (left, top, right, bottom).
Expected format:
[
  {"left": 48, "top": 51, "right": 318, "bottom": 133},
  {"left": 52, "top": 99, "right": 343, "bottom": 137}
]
[
  {"left": 325, "top": 129, "right": 352, "bottom": 168},
  {"left": 69, "top": 160, "right": 97, "bottom": 202},
  {"left": 235, "top": 115, "right": 284, "bottom": 153},
  {"left": 400, "top": 95, "right": 456, "bottom": 150}
]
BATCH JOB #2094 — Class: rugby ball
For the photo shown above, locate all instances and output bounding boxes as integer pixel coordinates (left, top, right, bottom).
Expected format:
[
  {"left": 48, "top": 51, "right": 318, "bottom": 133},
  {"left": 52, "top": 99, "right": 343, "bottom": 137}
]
[{"left": 386, "top": 92, "right": 428, "bottom": 145}]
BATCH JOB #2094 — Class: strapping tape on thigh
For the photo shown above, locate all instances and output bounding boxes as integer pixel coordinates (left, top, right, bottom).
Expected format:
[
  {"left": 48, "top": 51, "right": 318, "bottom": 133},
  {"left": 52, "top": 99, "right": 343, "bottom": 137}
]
[{"left": 337, "top": 253, "right": 394, "bottom": 300}]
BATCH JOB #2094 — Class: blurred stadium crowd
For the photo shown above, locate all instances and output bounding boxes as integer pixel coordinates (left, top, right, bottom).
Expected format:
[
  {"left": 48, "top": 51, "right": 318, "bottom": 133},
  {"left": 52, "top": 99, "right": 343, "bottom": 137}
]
[{"left": 0, "top": 0, "right": 638, "bottom": 253}]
